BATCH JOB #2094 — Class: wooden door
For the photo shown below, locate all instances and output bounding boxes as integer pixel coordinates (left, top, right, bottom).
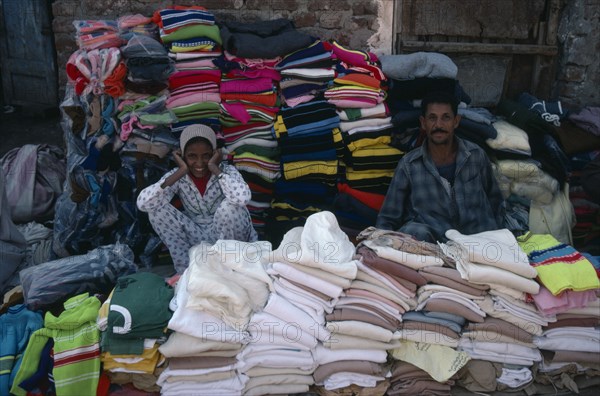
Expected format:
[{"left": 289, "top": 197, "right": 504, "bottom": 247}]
[
  {"left": 0, "top": 0, "right": 58, "bottom": 113},
  {"left": 392, "top": 0, "right": 561, "bottom": 106}
]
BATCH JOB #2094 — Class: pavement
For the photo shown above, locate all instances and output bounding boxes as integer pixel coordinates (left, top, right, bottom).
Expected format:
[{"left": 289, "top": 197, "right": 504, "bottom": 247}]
[{"left": 0, "top": 105, "right": 64, "bottom": 158}]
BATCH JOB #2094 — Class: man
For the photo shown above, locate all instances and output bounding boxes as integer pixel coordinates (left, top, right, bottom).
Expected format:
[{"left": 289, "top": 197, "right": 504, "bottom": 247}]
[{"left": 376, "top": 91, "right": 505, "bottom": 242}]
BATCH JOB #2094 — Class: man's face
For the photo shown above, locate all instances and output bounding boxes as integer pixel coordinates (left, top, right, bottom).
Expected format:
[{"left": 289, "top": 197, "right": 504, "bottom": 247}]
[{"left": 419, "top": 103, "right": 460, "bottom": 146}]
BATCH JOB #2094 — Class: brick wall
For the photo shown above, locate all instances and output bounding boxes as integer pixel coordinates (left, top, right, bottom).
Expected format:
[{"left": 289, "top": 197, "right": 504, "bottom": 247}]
[
  {"left": 553, "top": 0, "right": 600, "bottom": 108},
  {"left": 51, "top": 0, "right": 600, "bottom": 107},
  {"left": 52, "top": 0, "right": 381, "bottom": 90}
]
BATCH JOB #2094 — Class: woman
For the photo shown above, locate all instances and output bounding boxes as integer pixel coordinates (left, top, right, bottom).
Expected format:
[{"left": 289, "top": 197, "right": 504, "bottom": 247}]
[{"left": 137, "top": 124, "right": 257, "bottom": 273}]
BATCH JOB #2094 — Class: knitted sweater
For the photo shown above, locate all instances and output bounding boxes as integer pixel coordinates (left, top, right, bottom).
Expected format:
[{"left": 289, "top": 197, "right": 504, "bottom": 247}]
[
  {"left": 0, "top": 304, "right": 43, "bottom": 395},
  {"left": 10, "top": 293, "right": 101, "bottom": 396}
]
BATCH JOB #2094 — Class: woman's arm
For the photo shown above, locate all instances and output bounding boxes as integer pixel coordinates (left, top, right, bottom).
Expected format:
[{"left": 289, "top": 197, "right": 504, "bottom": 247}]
[
  {"left": 160, "top": 151, "right": 188, "bottom": 188},
  {"left": 137, "top": 151, "right": 187, "bottom": 212},
  {"left": 217, "top": 164, "right": 252, "bottom": 207}
]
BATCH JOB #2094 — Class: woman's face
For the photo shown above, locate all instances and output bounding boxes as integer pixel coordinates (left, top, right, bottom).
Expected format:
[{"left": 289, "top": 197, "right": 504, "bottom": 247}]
[{"left": 184, "top": 141, "right": 213, "bottom": 178}]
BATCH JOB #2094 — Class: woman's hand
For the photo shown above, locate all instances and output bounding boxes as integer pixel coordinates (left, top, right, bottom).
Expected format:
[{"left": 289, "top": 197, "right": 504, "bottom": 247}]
[
  {"left": 160, "top": 150, "right": 188, "bottom": 188},
  {"left": 173, "top": 150, "right": 187, "bottom": 171},
  {"left": 172, "top": 150, "right": 188, "bottom": 173},
  {"left": 208, "top": 148, "right": 223, "bottom": 176}
]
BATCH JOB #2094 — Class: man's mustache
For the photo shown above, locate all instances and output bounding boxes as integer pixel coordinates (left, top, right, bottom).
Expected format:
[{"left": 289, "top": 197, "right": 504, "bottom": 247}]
[{"left": 432, "top": 128, "right": 447, "bottom": 133}]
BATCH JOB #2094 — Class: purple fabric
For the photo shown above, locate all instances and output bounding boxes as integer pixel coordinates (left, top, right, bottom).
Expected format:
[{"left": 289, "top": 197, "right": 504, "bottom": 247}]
[
  {"left": 221, "top": 102, "right": 251, "bottom": 124},
  {"left": 1, "top": 144, "right": 65, "bottom": 223},
  {"left": 569, "top": 106, "right": 600, "bottom": 136},
  {"left": 532, "top": 285, "right": 598, "bottom": 315},
  {"left": 0, "top": 169, "right": 26, "bottom": 292},
  {"left": 220, "top": 77, "right": 273, "bottom": 94}
]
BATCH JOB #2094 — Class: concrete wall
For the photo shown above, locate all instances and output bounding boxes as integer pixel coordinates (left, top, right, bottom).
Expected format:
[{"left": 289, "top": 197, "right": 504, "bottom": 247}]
[
  {"left": 50, "top": 0, "right": 599, "bottom": 107},
  {"left": 553, "top": 0, "right": 600, "bottom": 108}
]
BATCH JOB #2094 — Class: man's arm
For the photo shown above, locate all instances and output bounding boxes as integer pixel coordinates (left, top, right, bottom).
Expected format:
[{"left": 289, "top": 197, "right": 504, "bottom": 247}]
[
  {"left": 376, "top": 161, "right": 409, "bottom": 230},
  {"left": 481, "top": 156, "right": 507, "bottom": 228}
]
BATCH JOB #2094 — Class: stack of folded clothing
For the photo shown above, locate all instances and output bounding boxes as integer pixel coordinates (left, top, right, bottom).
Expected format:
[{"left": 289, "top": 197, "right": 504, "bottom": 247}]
[
  {"left": 561, "top": 131, "right": 600, "bottom": 252},
  {"left": 535, "top": 284, "right": 600, "bottom": 392},
  {"left": 354, "top": 227, "right": 471, "bottom": 392},
  {"left": 535, "top": 297, "right": 600, "bottom": 392},
  {"left": 496, "top": 100, "right": 569, "bottom": 187},
  {"left": 273, "top": 100, "right": 340, "bottom": 184},
  {"left": 270, "top": 212, "right": 395, "bottom": 392},
  {"left": 121, "top": 35, "right": 174, "bottom": 96},
  {"left": 415, "top": 265, "right": 490, "bottom": 348},
  {"left": 318, "top": 254, "right": 403, "bottom": 391},
  {"left": 325, "top": 41, "right": 387, "bottom": 109},
  {"left": 219, "top": 18, "right": 313, "bottom": 62},
  {"left": 517, "top": 233, "right": 600, "bottom": 312},
  {"left": 156, "top": 6, "right": 221, "bottom": 61},
  {"left": 388, "top": 361, "right": 453, "bottom": 396},
  {"left": 456, "top": 310, "right": 542, "bottom": 390},
  {"left": 238, "top": 213, "right": 355, "bottom": 394},
  {"left": 345, "top": 231, "right": 421, "bottom": 340},
  {"left": 495, "top": 158, "right": 562, "bottom": 235},
  {"left": 324, "top": 72, "right": 385, "bottom": 109},
  {"left": 434, "top": 229, "right": 548, "bottom": 391},
  {"left": 276, "top": 40, "right": 335, "bottom": 107},
  {"left": 394, "top": 265, "right": 475, "bottom": 391},
  {"left": 157, "top": 268, "right": 249, "bottom": 395},
  {"left": 98, "top": 297, "right": 164, "bottom": 393},
  {"left": 515, "top": 232, "right": 600, "bottom": 390},
  {"left": 158, "top": 239, "right": 272, "bottom": 395},
  {"left": 442, "top": 229, "right": 540, "bottom": 298},
  {"left": 216, "top": 50, "right": 282, "bottom": 237},
  {"left": 535, "top": 326, "right": 600, "bottom": 380},
  {"left": 456, "top": 316, "right": 539, "bottom": 393},
  {"left": 218, "top": 62, "right": 279, "bottom": 128},
  {"left": 231, "top": 148, "right": 281, "bottom": 233},
  {"left": 328, "top": 43, "right": 399, "bottom": 221},
  {"left": 336, "top": 101, "right": 400, "bottom": 233},
  {"left": 166, "top": 68, "right": 222, "bottom": 134},
  {"left": 73, "top": 19, "right": 125, "bottom": 50},
  {"left": 380, "top": 52, "right": 461, "bottom": 102},
  {"left": 334, "top": 183, "right": 386, "bottom": 237},
  {"left": 117, "top": 14, "right": 159, "bottom": 41},
  {"left": 100, "top": 273, "right": 173, "bottom": 392},
  {"left": 269, "top": 212, "right": 357, "bottom": 330},
  {"left": 239, "top": 295, "right": 318, "bottom": 395},
  {"left": 269, "top": 100, "right": 342, "bottom": 241},
  {"left": 116, "top": 95, "right": 177, "bottom": 143},
  {"left": 154, "top": 7, "right": 223, "bottom": 134}
]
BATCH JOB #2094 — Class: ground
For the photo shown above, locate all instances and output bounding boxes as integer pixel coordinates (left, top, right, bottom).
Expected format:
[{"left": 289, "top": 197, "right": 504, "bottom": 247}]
[{"left": 0, "top": 105, "right": 64, "bottom": 158}]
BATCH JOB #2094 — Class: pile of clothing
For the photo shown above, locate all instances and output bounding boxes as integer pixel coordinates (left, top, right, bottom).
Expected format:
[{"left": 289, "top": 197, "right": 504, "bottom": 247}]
[{"left": 2, "top": 211, "right": 600, "bottom": 395}]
